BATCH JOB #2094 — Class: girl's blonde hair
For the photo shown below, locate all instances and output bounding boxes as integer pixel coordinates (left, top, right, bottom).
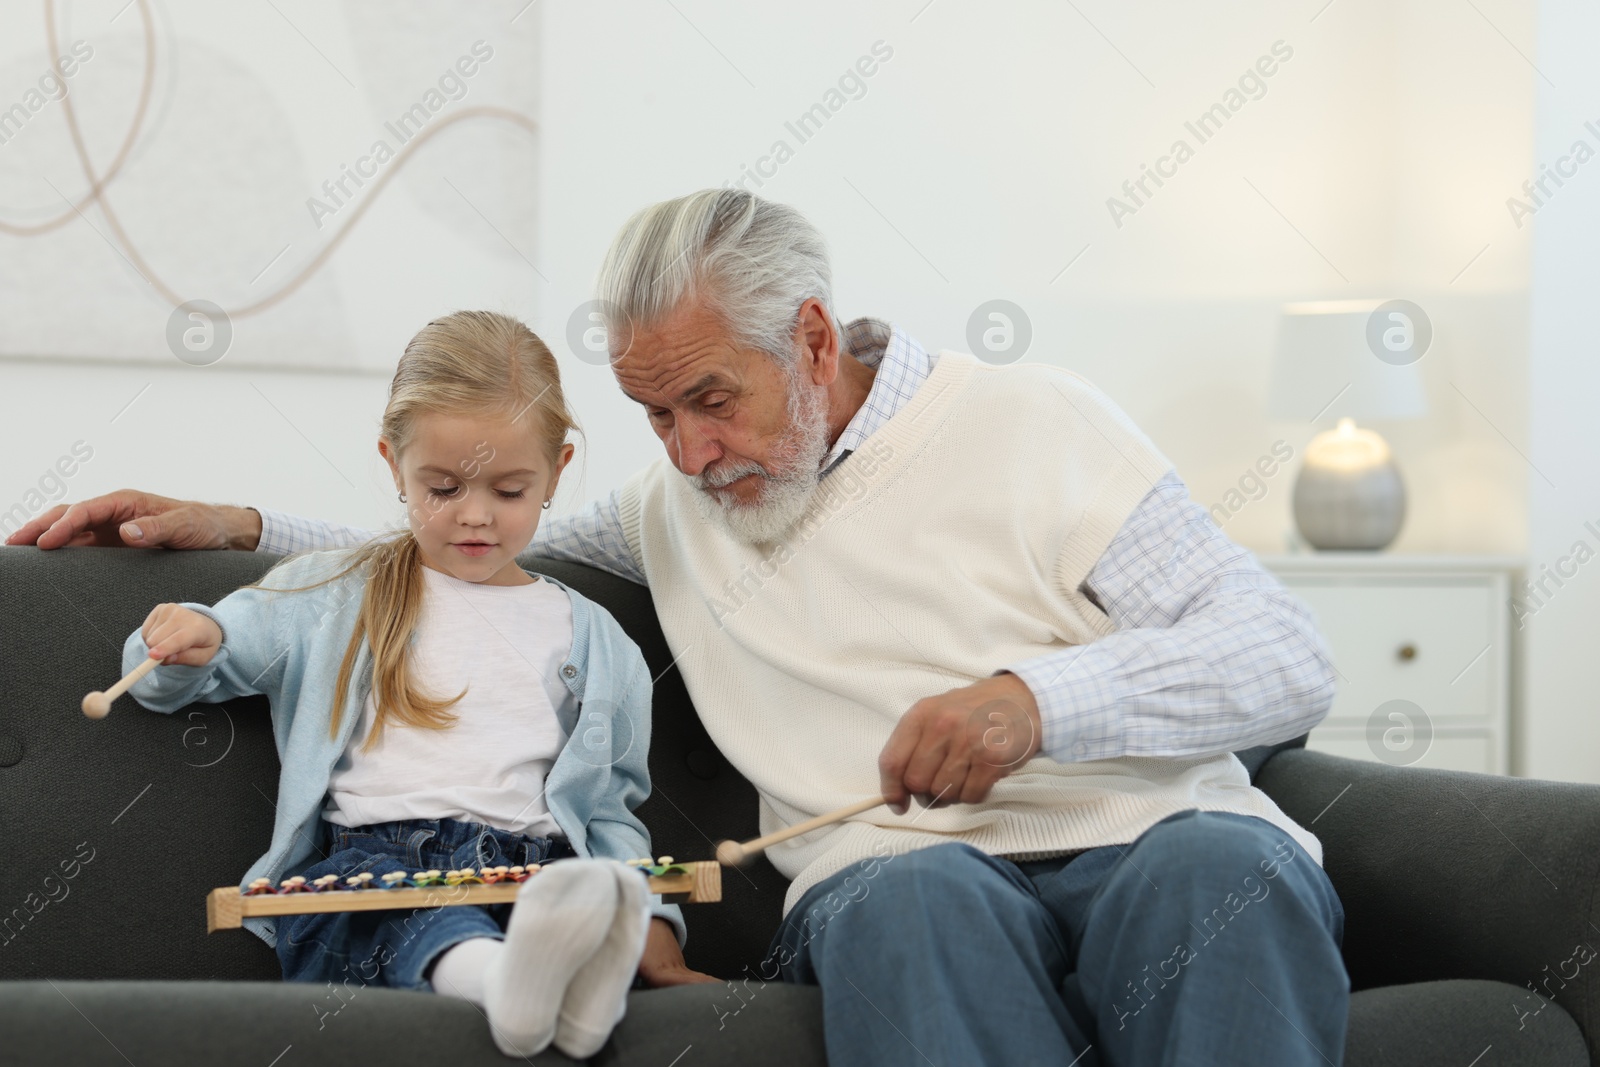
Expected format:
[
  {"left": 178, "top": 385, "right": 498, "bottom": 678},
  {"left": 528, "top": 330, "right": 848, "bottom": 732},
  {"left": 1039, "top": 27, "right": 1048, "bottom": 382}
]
[{"left": 244, "top": 310, "right": 581, "bottom": 751}]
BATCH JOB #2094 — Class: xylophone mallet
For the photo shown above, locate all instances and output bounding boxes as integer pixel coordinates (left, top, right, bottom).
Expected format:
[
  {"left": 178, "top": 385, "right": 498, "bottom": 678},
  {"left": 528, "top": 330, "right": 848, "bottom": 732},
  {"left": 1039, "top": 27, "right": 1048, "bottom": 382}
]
[
  {"left": 82, "top": 655, "right": 161, "bottom": 719},
  {"left": 716, "top": 795, "right": 888, "bottom": 867}
]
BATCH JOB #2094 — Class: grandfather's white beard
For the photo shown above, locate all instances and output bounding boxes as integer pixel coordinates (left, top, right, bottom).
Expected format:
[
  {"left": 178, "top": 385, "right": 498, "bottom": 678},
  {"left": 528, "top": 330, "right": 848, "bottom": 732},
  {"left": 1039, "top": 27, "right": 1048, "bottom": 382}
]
[{"left": 686, "top": 365, "right": 831, "bottom": 545}]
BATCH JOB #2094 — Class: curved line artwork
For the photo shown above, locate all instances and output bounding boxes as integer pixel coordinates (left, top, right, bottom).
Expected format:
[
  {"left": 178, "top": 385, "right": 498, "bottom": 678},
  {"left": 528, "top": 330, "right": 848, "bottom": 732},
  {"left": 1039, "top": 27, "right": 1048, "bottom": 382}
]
[{"left": 4, "top": 0, "right": 538, "bottom": 321}]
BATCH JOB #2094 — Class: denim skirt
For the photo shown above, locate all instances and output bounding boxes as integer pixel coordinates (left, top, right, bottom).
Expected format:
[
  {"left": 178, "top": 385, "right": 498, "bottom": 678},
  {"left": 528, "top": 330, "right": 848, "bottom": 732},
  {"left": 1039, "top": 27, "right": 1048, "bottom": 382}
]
[{"left": 274, "top": 815, "right": 575, "bottom": 992}]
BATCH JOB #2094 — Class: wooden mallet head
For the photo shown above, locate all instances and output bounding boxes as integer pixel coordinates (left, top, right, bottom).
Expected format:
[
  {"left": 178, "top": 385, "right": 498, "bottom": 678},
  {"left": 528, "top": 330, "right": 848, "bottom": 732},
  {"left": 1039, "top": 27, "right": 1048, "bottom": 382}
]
[
  {"left": 83, "top": 656, "right": 161, "bottom": 719},
  {"left": 714, "top": 796, "right": 889, "bottom": 867}
]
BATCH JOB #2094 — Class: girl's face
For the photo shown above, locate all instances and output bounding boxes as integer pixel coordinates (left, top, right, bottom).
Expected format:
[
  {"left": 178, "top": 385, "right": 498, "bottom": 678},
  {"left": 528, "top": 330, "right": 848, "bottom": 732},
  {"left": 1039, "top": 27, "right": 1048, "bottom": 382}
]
[{"left": 378, "top": 411, "right": 574, "bottom": 586}]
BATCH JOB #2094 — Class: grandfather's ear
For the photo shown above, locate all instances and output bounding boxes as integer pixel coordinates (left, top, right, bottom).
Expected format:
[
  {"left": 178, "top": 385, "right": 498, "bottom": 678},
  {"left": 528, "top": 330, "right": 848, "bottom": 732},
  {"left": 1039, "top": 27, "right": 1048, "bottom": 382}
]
[{"left": 796, "top": 298, "right": 841, "bottom": 383}]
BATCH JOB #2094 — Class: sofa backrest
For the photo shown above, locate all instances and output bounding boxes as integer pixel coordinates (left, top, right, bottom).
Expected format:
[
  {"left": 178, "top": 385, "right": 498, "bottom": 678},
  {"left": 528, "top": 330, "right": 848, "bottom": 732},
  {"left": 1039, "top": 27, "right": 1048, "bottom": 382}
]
[
  {"left": 0, "top": 544, "right": 1300, "bottom": 986},
  {"left": 0, "top": 547, "right": 790, "bottom": 983}
]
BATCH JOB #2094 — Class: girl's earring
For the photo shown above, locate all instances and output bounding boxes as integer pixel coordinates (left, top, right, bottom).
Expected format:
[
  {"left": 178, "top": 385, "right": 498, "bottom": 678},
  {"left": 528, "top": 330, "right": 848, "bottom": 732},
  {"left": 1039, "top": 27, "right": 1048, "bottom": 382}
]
[
  {"left": 542, "top": 499, "right": 552, "bottom": 510},
  {"left": 398, "top": 492, "right": 407, "bottom": 503}
]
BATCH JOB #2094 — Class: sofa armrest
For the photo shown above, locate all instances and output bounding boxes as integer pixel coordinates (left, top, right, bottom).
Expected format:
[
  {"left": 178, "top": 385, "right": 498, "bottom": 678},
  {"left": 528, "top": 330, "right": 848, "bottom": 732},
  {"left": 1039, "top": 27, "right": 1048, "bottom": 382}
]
[{"left": 1255, "top": 748, "right": 1600, "bottom": 1061}]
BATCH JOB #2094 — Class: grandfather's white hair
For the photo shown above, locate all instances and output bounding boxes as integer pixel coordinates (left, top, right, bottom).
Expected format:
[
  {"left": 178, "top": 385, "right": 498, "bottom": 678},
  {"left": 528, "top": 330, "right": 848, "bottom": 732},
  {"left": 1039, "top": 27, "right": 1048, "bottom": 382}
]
[{"left": 594, "top": 189, "right": 842, "bottom": 366}]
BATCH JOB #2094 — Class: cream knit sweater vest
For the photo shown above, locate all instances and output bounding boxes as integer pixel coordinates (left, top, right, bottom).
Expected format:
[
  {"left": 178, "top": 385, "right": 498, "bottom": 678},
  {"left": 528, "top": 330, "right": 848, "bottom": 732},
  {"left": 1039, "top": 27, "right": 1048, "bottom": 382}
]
[{"left": 617, "top": 350, "right": 1322, "bottom": 914}]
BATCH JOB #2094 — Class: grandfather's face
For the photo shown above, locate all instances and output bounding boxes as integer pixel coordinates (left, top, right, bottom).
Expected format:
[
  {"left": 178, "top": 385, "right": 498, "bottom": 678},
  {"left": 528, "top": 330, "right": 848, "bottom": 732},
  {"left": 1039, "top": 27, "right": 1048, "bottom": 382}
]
[{"left": 612, "top": 300, "right": 831, "bottom": 545}]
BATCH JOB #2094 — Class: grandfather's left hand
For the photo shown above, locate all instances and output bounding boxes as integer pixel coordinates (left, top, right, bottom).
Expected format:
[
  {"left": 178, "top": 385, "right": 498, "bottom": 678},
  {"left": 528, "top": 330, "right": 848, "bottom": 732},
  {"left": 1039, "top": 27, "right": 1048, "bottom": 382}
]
[{"left": 877, "top": 672, "right": 1043, "bottom": 815}]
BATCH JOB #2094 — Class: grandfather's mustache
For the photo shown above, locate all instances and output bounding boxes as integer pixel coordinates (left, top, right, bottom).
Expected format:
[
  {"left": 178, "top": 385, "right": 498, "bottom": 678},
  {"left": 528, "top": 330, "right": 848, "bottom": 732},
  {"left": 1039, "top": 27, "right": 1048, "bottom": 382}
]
[{"left": 689, "top": 457, "right": 769, "bottom": 493}]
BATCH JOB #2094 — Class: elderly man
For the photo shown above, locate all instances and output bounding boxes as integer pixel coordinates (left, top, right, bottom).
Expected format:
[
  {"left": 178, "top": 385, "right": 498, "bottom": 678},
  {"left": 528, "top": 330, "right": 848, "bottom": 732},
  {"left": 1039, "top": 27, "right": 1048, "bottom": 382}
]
[{"left": 13, "top": 189, "right": 1348, "bottom": 1065}]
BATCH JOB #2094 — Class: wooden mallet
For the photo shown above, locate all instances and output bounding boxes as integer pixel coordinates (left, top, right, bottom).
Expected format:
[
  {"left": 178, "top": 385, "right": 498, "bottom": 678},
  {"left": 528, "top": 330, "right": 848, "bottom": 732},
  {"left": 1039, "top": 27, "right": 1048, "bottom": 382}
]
[
  {"left": 716, "top": 795, "right": 888, "bottom": 867},
  {"left": 82, "top": 655, "right": 160, "bottom": 719}
]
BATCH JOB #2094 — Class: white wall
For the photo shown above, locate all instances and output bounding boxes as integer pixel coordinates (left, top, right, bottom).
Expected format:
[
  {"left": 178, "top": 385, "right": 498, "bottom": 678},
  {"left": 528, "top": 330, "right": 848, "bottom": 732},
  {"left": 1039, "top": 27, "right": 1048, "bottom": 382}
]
[
  {"left": 532, "top": 0, "right": 1534, "bottom": 556},
  {"left": 5, "top": 0, "right": 1575, "bottom": 771},
  {"left": 1524, "top": 0, "right": 1600, "bottom": 784}
]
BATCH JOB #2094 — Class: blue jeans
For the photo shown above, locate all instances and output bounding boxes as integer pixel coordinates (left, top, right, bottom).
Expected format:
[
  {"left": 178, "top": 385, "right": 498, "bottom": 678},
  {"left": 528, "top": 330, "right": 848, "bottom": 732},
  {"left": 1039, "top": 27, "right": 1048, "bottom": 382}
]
[
  {"left": 768, "top": 811, "right": 1348, "bottom": 1067},
  {"left": 275, "top": 816, "right": 575, "bottom": 993}
]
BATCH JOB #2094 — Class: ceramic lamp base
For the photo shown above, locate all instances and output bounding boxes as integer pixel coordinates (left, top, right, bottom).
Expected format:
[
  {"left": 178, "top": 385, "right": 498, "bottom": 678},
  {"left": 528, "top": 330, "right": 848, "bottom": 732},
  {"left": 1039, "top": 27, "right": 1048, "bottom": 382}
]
[{"left": 1292, "top": 459, "right": 1407, "bottom": 550}]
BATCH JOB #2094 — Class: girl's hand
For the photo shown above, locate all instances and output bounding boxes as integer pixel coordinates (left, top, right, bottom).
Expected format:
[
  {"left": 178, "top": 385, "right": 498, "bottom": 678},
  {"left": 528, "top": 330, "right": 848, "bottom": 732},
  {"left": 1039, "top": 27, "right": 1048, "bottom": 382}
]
[
  {"left": 637, "top": 918, "right": 719, "bottom": 987},
  {"left": 141, "top": 604, "right": 223, "bottom": 667}
]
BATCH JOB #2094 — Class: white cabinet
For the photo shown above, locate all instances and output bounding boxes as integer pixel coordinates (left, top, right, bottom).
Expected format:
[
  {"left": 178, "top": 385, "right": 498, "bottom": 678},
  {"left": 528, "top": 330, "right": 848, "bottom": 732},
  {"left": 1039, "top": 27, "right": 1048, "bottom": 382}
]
[{"left": 1259, "top": 554, "right": 1521, "bottom": 775}]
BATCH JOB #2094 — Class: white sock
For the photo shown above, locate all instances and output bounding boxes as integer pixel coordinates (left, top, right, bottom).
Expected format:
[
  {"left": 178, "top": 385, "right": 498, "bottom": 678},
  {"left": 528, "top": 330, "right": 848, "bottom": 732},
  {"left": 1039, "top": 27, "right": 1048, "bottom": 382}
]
[
  {"left": 483, "top": 860, "right": 617, "bottom": 1056},
  {"left": 430, "top": 936, "right": 502, "bottom": 1005},
  {"left": 554, "top": 861, "right": 653, "bottom": 1059}
]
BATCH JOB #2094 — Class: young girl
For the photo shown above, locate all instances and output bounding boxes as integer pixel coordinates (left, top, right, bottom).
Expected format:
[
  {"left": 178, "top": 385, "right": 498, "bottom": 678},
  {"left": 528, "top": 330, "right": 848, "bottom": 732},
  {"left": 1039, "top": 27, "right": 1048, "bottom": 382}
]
[{"left": 121, "top": 310, "right": 701, "bottom": 1058}]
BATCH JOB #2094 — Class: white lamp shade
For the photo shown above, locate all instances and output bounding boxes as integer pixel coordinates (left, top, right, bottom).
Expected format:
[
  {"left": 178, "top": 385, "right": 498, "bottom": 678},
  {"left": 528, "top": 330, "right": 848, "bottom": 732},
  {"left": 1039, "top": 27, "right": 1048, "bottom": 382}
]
[{"left": 1267, "top": 299, "right": 1428, "bottom": 422}]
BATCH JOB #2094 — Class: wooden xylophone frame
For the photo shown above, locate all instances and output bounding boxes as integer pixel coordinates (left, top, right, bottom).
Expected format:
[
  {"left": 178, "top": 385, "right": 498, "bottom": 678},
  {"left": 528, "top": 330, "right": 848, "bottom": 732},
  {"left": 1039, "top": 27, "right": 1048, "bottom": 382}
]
[{"left": 205, "top": 861, "right": 722, "bottom": 933}]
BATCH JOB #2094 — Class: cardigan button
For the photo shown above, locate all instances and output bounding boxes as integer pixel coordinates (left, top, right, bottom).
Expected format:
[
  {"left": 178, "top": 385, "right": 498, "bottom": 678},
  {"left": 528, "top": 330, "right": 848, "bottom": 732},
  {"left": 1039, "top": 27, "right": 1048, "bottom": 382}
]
[
  {"left": 0, "top": 733, "right": 21, "bottom": 767},
  {"left": 561, "top": 664, "right": 577, "bottom": 679},
  {"left": 686, "top": 749, "right": 719, "bottom": 780}
]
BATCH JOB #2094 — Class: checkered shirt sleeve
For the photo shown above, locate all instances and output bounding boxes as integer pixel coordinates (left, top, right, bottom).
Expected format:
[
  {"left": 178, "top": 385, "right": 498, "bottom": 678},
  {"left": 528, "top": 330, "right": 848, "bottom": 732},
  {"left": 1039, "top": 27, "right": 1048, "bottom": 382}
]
[{"left": 1001, "top": 470, "right": 1337, "bottom": 763}]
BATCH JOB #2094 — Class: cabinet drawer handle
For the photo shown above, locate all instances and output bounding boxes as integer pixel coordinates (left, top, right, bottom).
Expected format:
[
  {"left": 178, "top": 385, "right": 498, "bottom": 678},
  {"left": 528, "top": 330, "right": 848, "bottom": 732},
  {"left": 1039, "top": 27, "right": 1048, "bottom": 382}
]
[{"left": 1397, "top": 643, "right": 1417, "bottom": 662}]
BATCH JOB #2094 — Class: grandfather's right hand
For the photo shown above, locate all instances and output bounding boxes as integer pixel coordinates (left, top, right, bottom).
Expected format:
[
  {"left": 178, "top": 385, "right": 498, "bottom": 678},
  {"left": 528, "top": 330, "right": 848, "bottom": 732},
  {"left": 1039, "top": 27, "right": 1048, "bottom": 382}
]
[{"left": 2, "top": 489, "right": 262, "bottom": 551}]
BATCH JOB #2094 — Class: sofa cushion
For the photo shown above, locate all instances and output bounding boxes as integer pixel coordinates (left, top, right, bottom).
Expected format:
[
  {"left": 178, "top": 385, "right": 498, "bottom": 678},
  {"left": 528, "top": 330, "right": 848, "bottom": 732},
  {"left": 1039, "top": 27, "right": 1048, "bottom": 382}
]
[
  {"left": 1255, "top": 747, "right": 1600, "bottom": 1064},
  {"left": 4, "top": 977, "right": 1583, "bottom": 1066},
  {"left": 1346, "top": 980, "right": 1587, "bottom": 1066},
  {"left": 0, "top": 979, "right": 828, "bottom": 1066}
]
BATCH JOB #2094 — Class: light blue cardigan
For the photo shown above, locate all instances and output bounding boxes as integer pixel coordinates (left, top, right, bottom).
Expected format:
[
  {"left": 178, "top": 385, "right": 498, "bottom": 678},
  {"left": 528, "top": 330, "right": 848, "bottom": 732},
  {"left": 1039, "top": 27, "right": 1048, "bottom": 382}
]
[{"left": 120, "top": 548, "right": 685, "bottom": 949}]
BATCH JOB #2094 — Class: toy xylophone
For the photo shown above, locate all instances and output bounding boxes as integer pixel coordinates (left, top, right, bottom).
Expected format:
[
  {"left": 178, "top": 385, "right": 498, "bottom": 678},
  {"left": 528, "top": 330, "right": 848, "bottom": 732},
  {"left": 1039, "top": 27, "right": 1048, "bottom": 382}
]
[{"left": 205, "top": 858, "right": 720, "bottom": 933}]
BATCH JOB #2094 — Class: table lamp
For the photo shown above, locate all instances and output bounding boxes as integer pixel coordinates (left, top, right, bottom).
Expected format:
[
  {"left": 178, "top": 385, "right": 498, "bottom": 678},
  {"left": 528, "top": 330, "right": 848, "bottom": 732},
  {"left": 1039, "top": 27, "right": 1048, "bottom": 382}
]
[{"left": 1267, "top": 299, "right": 1429, "bottom": 550}]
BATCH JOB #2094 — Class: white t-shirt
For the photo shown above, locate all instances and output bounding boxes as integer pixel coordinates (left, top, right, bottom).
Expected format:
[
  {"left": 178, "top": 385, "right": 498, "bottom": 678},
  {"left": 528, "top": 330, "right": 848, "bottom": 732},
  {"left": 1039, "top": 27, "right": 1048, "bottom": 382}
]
[{"left": 322, "top": 565, "right": 577, "bottom": 839}]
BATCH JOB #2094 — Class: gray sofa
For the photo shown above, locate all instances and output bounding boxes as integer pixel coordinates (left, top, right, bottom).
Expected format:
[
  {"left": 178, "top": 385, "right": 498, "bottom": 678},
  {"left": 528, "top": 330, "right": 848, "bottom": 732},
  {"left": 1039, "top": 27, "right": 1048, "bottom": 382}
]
[{"left": 1, "top": 545, "right": 1594, "bottom": 1065}]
